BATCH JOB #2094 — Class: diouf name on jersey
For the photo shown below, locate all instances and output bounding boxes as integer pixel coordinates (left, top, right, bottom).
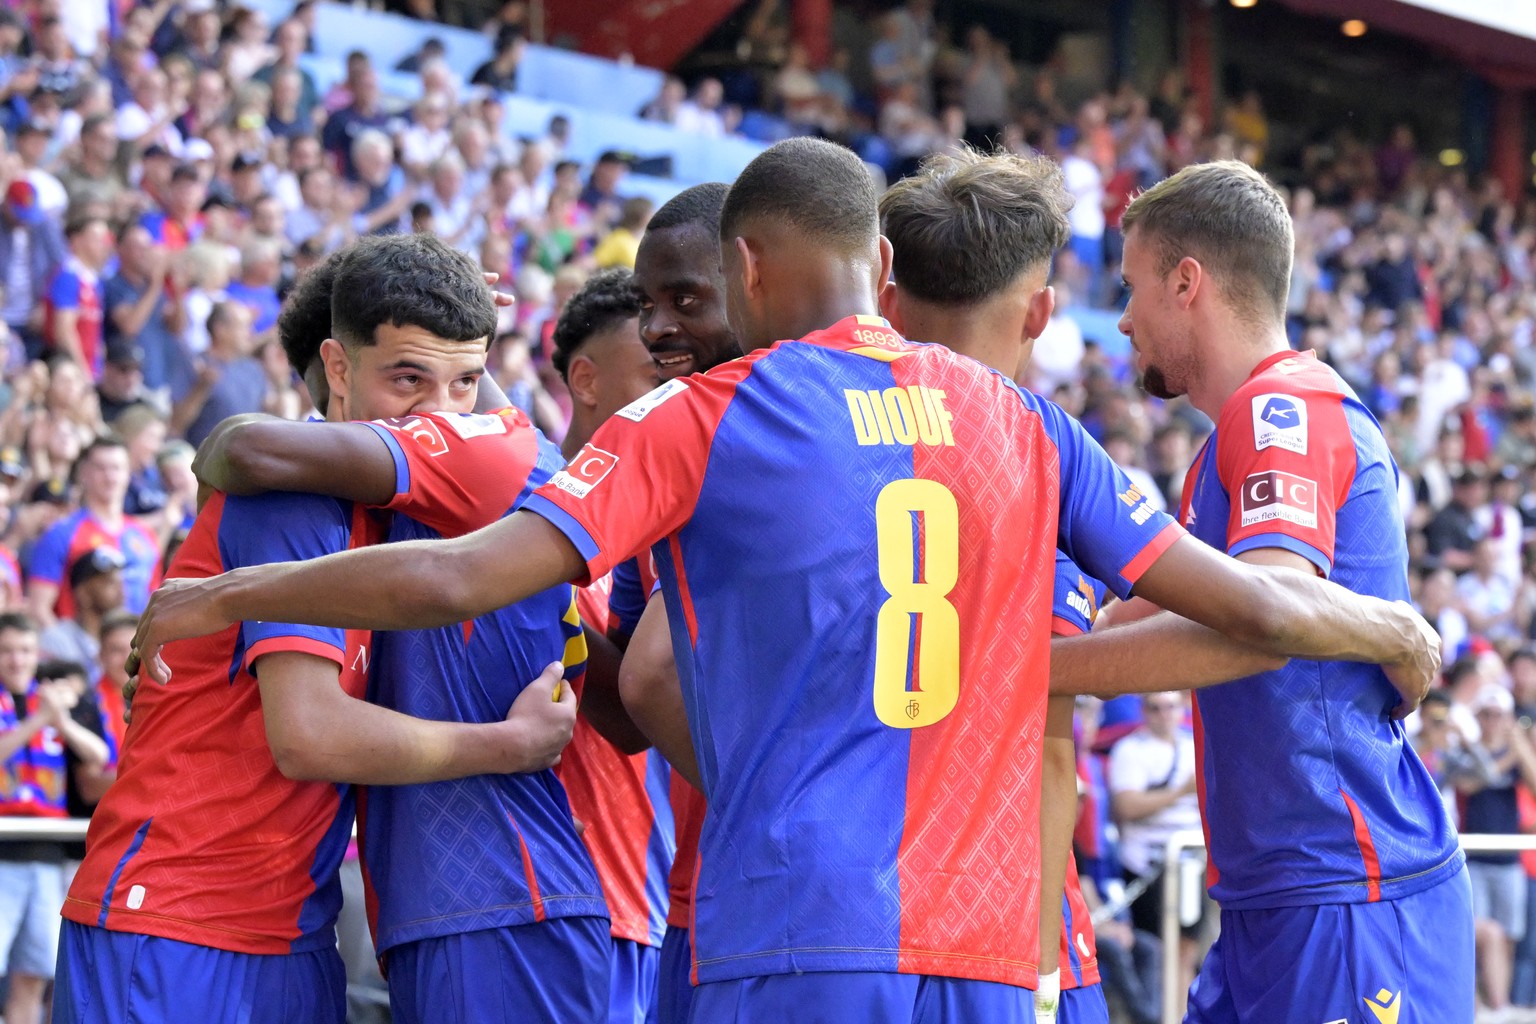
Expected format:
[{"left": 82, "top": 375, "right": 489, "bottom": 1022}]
[
  {"left": 844, "top": 386, "right": 956, "bottom": 447},
  {"left": 1239, "top": 470, "right": 1317, "bottom": 529}
]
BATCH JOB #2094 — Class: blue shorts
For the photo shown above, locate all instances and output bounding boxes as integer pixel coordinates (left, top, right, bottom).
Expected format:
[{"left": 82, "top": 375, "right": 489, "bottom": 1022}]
[
  {"left": 656, "top": 925, "right": 692, "bottom": 1024},
  {"left": 1186, "top": 867, "right": 1474, "bottom": 1024},
  {"left": 386, "top": 916, "right": 609, "bottom": 1024},
  {"left": 53, "top": 919, "right": 345, "bottom": 1024},
  {"left": 689, "top": 971, "right": 1032, "bottom": 1023},
  {"left": 610, "top": 936, "right": 660, "bottom": 1024},
  {"left": 1060, "top": 982, "right": 1110, "bottom": 1024}
]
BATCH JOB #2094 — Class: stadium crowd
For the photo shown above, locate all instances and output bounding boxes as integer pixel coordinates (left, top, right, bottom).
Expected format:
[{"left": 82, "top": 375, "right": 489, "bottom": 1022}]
[{"left": 0, "top": 0, "right": 1530, "bottom": 1021}]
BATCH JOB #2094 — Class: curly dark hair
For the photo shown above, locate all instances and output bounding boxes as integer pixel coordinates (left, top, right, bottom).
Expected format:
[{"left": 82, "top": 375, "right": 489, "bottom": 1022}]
[{"left": 550, "top": 268, "right": 643, "bottom": 382}]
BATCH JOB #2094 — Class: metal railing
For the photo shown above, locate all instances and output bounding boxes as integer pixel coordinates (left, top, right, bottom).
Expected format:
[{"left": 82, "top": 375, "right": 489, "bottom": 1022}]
[{"left": 1159, "top": 830, "right": 1528, "bottom": 1024}]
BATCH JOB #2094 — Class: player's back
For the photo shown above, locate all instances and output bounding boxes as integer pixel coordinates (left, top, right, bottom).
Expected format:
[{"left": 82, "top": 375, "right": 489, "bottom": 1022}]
[
  {"left": 361, "top": 426, "right": 605, "bottom": 953},
  {"left": 1183, "top": 351, "right": 1461, "bottom": 908},
  {"left": 643, "top": 317, "right": 1175, "bottom": 988},
  {"left": 64, "top": 490, "right": 376, "bottom": 954}
]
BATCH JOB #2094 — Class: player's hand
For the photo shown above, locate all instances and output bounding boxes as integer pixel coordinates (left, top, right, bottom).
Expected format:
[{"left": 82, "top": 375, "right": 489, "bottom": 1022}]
[
  {"left": 1382, "top": 601, "right": 1441, "bottom": 721},
  {"left": 497, "top": 662, "right": 578, "bottom": 773},
  {"left": 122, "top": 674, "right": 140, "bottom": 725},
  {"left": 129, "top": 576, "right": 239, "bottom": 686},
  {"left": 1033, "top": 969, "right": 1060, "bottom": 1024}
]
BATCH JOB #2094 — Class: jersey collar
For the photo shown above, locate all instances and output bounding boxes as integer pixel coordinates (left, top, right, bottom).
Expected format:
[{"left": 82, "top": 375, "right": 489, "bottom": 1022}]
[
  {"left": 1247, "top": 348, "right": 1316, "bottom": 382},
  {"left": 801, "top": 315, "right": 909, "bottom": 361}
]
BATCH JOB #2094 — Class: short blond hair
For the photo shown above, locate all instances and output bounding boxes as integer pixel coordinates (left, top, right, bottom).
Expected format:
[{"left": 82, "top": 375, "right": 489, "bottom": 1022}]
[{"left": 1121, "top": 160, "right": 1293, "bottom": 324}]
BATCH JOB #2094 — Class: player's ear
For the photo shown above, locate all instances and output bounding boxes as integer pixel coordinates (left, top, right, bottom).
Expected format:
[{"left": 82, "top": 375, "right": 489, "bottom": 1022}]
[
  {"left": 1023, "top": 285, "right": 1054, "bottom": 343},
  {"left": 879, "top": 279, "right": 903, "bottom": 333},
  {"left": 1173, "top": 255, "right": 1203, "bottom": 310},
  {"left": 319, "top": 338, "right": 351, "bottom": 411},
  {"left": 875, "top": 234, "right": 894, "bottom": 296},
  {"left": 567, "top": 354, "right": 599, "bottom": 410},
  {"left": 733, "top": 236, "right": 759, "bottom": 299}
]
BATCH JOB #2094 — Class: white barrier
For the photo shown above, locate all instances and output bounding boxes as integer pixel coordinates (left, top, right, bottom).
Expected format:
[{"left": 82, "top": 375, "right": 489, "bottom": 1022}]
[{"left": 1159, "top": 830, "right": 1527, "bottom": 1024}]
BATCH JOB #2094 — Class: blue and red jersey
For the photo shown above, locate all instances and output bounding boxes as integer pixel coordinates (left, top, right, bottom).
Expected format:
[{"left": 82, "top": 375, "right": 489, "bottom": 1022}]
[
  {"left": 138, "top": 210, "right": 204, "bottom": 251},
  {"left": 1179, "top": 349, "right": 1461, "bottom": 909},
  {"left": 28, "top": 509, "right": 162, "bottom": 619},
  {"left": 1048, "top": 552, "right": 1105, "bottom": 990},
  {"left": 524, "top": 316, "right": 1182, "bottom": 989},
  {"left": 44, "top": 258, "right": 105, "bottom": 378},
  {"left": 356, "top": 409, "right": 604, "bottom": 954},
  {"left": 564, "top": 573, "right": 676, "bottom": 948},
  {"left": 63, "top": 489, "right": 380, "bottom": 954},
  {"left": 0, "top": 681, "right": 70, "bottom": 818}
]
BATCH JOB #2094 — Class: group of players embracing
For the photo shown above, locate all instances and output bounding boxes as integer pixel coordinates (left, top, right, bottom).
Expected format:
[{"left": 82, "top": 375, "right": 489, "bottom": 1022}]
[{"left": 56, "top": 139, "right": 1469, "bottom": 1024}]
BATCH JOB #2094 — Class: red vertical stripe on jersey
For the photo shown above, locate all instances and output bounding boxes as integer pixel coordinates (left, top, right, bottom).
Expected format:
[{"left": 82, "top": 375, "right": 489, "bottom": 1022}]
[
  {"left": 894, "top": 359, "right": 1056, "bottom": 988},
  {"left": 667, "top": 534, "right": 699, "bottom": 646},
  {"left": 509, "top": 814, "right": 548, "bottom": 921},
  {"left": 1339, "top": 790, "right": 1383, "bottom": 902},
  {"left": 1192, "top": 700, "right": 1219, "bottom": 889}
]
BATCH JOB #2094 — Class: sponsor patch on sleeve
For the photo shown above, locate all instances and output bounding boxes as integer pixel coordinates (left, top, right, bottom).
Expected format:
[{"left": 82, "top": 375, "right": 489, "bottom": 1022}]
[
  {"left": 1239, "top": 470, "right": 1317, "bottom": 529},
  {"left": 550, "top": 445, "right": 620, "bottom": 499},
  {"left": 441, "top": 412, "right": 509, "bottom": 439},
  {"left": 616, "top": 379, "right": 689, "bottom": 422},
  {"left": 1251, "top": 393, "right": 1308, "bottom": 454}
]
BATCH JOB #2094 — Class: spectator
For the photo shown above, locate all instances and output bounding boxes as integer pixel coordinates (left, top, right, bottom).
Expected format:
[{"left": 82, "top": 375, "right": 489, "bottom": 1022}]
[
  {"left": 640, "top": 76, "right": 687, "bottom": 125},
  {"left": 470, "top": 26, "right": 524, "bottom": 94},
  {"left": 32, "top": 17, "right": 86, "bottom": 98},
  {"left": 91, "top": 610, "right": 136, "bottom": 763},
  {"left": 1108, "top": 690, "right": 1205, "bottom": 998},
  {"left": 323, "top": 67, "right": 392, "bottom": 181},
  {"left": 225, "top": 238, "right": 284, "bottom": 338},
  {"left": 56, "top": 113, "right": 128, "bottom": 215},
  {"left": 351, "top": 129, "right": 413, "bottom": 236},
  {"left": 400, "top": 93, "right": 454, "bottom": 180},
  {"left": 959, "top": 27, "right": 1014, "bottom": 149},
  {"left": 675, "top": 77, "right": 727, "bottom": 137},
  {"left": 141, "top": 164, "right": 207, "bottom": 251},
  {"left": 113, "top": 404, "right": 170, "bottom": 519},
  {"left": 1451, "top": 684, "right": 1536, "bottom": 1019},
  {"left": 96, "top": 341, "right": 151, "bottom": 424},
  {"left": 115, "top": 67, "right": 183, "bottom": 157},
  {"left": 579, "top": 151, "right": 630, "bottom": 226},
  {"left": 43, "top": 216, "right": 113, "bottom": 380},
  {"left": 37, "top": 545, "right": 124, "bottom": 682},
  {"left": 1459, "top": 537, "right": 1524, "bottom": 645},
  {"left": 453, "top": 120, "right": 495, "bottom": 199},
  {"left": 256, "top": 18, "right": 319, "bottom": 123},
  {"left": 171, "top": 301, "right": 268, "bottom": 448},
  {"left": 0, "top": 611, "right": 108, "bottom": 1024},
  {"left": 1061, "top": 134, "right": 1107, "bottom": 302},
  {"left": 222, "top": 6, "right": 276, "bottom": 84},
  {"left": 14, "top": 121, "right": 65, "bottom": 218},
  {"left": 1478, "top": 467, "right": 1525, "bottom": 590},
  {"left": 592, "top": 197, "right": 653, "bottom": 270},
  {"left": 1414, "top": 689, "right": 1460, "bottom": 820},
  {"left": 395, "top": 36, "right": 445, "bottom": 75},
  {"left": 1420, "top": 566, "right": 1472, "bottom": 664},
  {"left": 26, "top": 437, "right": 161, "bottom": 624},
  {"left": 0, "top": 180, "right": 67, "bottom": 361},
  {"left": 1426, "top": 468, "right": 1488, "bottom": 573}
]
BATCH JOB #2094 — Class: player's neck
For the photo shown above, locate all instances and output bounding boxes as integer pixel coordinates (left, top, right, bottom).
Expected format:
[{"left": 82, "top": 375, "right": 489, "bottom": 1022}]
[
  {"left": 561, "top": 415, "right": 597, "bottom": 459},
  {"left": 1189, "top": 318, "right": 1290, "bottom": 419},
  {"left": 764, "top": 264, "right": 881, "bottom": 349},
  {"left": 895, "top": 301, "right": 1021, "bottom": 376}
]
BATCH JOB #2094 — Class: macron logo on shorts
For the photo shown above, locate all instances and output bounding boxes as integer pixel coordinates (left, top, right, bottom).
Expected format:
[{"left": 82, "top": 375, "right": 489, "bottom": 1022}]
[
  {"left": 1251, "top": 393, "right": 1308, "bottom": 454},
  {"left": 551, "top": 445, "right": 619, "bottom": 499},
  {"left": 1239, "top": 470, "right": 1317, "bottom": 529}
]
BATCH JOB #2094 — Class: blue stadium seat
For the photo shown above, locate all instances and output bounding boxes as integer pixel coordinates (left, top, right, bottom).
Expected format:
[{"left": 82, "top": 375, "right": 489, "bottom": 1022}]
[{"left": 514, "top": 47, "right": 663, "bottom": 118}]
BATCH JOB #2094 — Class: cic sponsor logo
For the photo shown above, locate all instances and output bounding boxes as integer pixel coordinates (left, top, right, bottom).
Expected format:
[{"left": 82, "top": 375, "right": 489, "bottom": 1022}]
[
  {"left": 551, "top": 445, "right": 619, "bottom": 499},
  {"left": 1239, "top": 470, "right": 1318, "bottom": 529}
]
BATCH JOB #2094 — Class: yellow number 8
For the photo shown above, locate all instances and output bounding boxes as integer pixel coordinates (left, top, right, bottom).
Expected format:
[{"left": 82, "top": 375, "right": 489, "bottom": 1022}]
[{"left": 872, "top": 478, "right": 961, "bottom": 729}]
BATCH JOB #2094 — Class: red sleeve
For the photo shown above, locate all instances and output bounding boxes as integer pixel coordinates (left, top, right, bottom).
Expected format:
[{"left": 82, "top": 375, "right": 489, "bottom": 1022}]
[
  {"left": 521, "top": 375, "right": 735, "bottom": 585},
  {"left": 1214, "top": 375, "right": 1357, "bottom": 576},
  {"left": 361, "top": 408, "right": 543, "bottom": 538}
]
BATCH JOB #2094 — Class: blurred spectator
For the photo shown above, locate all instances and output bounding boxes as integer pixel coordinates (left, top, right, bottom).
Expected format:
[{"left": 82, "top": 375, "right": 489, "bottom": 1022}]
[
  {"left": 253, "top": 19, "right": 318, "bottom": 123},
  {"left": 395, "top": 36, "right": 445, "bottom": 75},
  {"left": 642, "top": 76, "right": 687, "bottom": 125},
  {"left": 171, "top": 301, "right": 267, "bottom": 448},
  {"left": 351, "top": 129, "right": 412, "bottom": 235},
  {"left": 57, "top": 114, "right": 128, "bottom": 215},
  {"left": 1451, "top": 684, "right": 1536, "bottom": 1018},
  {"left": 323, "top": 67, "right": 391, "bottom": 181},
  {"left": 96, "top": 342, "right": 150, "bottom": 424},
  {"left": 592, "top": 197, "right": 652, "bottom": 270},
  {"left": 1109, "top": 691, "right": 1204, "bottom": 997},
  {"left": 37, "top": 545, "right": 124, "bottom": 681},
  {"left": 0, "top": 180, "right": 67, "bottom": 362},
  {"left": 1426, "top": 469, "right": 1487, "bottom": 573},
  {"left": 43, "top": 216, "right": 114, "bottom": 379},
  {"left": 225, "top": 238, "right": 283, "bottom": 338},
  {"left": 0, "top": 611, "right": 107, "bottom": 1024},
  {"left": 26, "top": 438, "right": 159, "bottom": 625},
  {"left": 676, "top": 78, "right": 728, "bottom": 137},
  {"left": 104, "top": 221, "right": 188, "bottom": 403},
  {"left": 471, "top": 27, "right": 524, "bottom": 94}
]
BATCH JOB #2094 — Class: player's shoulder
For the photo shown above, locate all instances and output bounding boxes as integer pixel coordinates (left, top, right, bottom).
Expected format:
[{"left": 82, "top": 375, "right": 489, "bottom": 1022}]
[{"left": 1231, "top": 352, "right": 1347, "bottom": 408}]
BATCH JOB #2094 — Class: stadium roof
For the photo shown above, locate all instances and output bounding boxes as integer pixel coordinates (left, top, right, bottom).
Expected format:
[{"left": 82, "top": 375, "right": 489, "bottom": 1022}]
[{"left": 1277, "top": 0, "right": 1536, "bottom": 84}]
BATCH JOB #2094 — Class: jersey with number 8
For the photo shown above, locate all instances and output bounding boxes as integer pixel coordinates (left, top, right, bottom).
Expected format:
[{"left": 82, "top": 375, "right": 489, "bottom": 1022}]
[{"left": 524, "top": 316, "right": 1182, "bottom": 992}]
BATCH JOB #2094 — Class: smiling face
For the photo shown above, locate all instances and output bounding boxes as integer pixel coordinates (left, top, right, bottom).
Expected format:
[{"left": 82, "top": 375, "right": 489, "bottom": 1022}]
[
  {"left": 635, "top": 223, "right": 740, "bottom": 379},
  {"left": 1118, "top": 227, "right": 1196, "bottom": 401}
]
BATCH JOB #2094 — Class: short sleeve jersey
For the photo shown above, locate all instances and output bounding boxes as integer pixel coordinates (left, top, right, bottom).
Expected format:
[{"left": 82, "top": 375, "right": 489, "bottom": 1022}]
[
  {"left": 44, "top": 259, "right": 104, "bottom": 378},
  {"left": 522, "top": 316, "right": 1182, "bottom": 988},
  {"left": 1180, "top": 350, "right": 1461, "bottom": 909},
  {"left": 357, "top": 409, "right": 605, "bottom": 953},
  {"left": 28, "top": 509, "right": 162, "bottom": 619},
  {"left": 1048, "top": 552, "right": 1105, "bottom": 990},
  {"left": 63, "top": 489, "right": 382, "bottom": 954}
]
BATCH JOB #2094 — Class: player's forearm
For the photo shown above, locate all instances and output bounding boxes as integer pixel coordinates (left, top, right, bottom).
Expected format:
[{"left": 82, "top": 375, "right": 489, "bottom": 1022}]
[
  {"left": 195, "top": 417, "right": 397, "bottom": 504},
  {"left": 618, "top": 607, "right": 699, "bottom": 788},
  {"left": 1037, "top": 698, "right": 1075, "bottom": 972},
  {"left": 1050, "top": 615, "right": 1285, "bottom": 696},
  {"left": 1259, "top": 571, "right": 1424, "bottom": 666},
  {"left": 578, "top": 625, "right": 650, "bottom": 755}
]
